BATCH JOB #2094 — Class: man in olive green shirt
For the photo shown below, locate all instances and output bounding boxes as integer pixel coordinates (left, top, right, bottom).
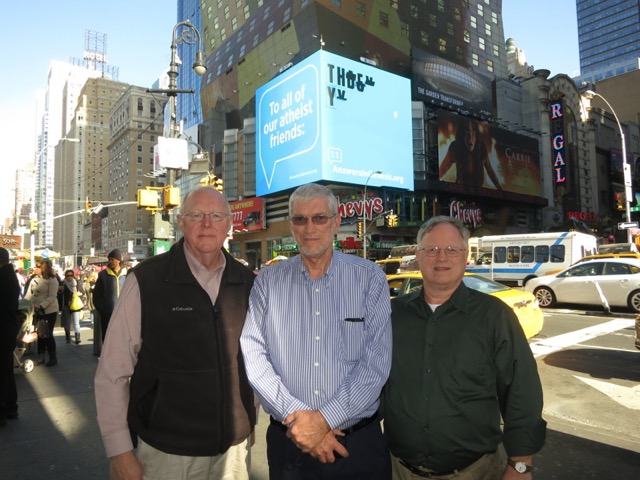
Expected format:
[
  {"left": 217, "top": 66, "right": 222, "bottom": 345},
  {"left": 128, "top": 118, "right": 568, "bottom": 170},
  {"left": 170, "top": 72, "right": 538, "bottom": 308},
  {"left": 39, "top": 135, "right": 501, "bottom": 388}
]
[{"left": 383, "top": 216, "right": 546, "bottom": 479}]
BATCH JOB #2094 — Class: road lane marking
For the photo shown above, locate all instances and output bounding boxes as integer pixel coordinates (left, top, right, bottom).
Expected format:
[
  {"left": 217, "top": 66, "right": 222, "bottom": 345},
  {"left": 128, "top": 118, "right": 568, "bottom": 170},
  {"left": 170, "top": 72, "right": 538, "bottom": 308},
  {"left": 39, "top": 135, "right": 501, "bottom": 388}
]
[
  {"left": 574, "top": 375, "right": 640, "bottom": 410},
  {"left": 530, "top": 318, "right": 635, "bottom": 358}
]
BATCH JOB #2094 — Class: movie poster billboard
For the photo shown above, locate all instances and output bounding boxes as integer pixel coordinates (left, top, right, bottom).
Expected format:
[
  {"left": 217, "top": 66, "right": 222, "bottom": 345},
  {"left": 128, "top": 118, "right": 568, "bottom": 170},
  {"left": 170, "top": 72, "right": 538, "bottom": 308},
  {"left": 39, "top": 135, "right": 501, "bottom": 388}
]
[{"left": 438, "top": 111, "right": 542, "bottom": 197}]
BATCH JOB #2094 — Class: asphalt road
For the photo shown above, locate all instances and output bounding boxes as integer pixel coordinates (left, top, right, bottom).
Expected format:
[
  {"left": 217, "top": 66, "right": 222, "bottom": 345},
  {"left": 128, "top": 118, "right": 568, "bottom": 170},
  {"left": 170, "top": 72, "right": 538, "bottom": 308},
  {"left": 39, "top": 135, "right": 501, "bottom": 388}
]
[{"left": 1, "top": 312, "right": 639, "bottom": 479}]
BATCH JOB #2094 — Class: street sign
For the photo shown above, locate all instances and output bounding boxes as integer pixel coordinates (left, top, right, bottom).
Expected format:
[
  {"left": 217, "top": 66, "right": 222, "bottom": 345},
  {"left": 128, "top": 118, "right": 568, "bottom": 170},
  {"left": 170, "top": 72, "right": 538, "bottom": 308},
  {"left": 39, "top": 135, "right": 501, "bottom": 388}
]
[{"left": 617, "top": 221, "right": 638, "bottom": 229}]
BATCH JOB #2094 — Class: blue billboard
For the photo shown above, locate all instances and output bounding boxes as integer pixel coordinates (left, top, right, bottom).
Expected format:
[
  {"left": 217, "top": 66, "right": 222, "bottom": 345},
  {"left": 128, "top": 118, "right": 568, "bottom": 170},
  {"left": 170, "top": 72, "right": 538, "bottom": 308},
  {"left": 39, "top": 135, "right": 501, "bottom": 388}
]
[{"left": 256, "top": 50, "right": 413, "bottom": 196}]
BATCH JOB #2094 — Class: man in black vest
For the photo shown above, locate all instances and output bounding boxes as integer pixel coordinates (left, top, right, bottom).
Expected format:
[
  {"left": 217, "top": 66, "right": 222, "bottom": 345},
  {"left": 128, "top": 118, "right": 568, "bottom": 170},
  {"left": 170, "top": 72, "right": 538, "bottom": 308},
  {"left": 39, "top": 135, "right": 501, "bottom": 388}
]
[{"left": 95, "top": 187, "right": 256, "bottom": 480}]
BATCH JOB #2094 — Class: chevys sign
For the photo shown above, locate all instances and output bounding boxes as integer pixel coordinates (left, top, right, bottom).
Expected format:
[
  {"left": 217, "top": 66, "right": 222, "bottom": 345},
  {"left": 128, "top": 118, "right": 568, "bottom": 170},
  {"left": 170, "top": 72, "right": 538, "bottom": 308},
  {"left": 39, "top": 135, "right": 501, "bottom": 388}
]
[
  {"left": 338, "top": 196, "right": 384, "bottom": 220},
  {"left": 230, "top": 198, "right": 266, "bottom": 232},
  {"left": 0, "top": 235, "right": 21, "bottom": 249},
  {"left": 450, "top": 200, "right": 482, "bottom": 229}
]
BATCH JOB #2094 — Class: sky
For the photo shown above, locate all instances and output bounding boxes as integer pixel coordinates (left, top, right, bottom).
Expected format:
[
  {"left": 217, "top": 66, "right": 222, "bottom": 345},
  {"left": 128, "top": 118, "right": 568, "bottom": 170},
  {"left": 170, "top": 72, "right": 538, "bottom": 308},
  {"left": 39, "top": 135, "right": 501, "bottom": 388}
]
[{"left": 0, "top": 1, "right": 580, "bottom": 223}]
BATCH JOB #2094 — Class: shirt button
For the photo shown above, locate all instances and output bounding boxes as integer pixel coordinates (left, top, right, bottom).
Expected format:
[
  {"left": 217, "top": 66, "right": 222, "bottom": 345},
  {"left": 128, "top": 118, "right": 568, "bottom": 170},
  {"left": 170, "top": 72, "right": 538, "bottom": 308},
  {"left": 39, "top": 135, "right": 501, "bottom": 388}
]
[
  {"left": 315, "top": 288, "right": 319, "bottom": 292},
  {"left": 314, "top": 390, "right": 319, "bottom": 395},
  {"left": 314, "top": 362, "right": 319, "bottom": 367},
  {"left": 315, "top": 312, "right": 320, "bottom": 316},
  {"left": 315, "top": 336, "right": 320, "bottom": 341}
]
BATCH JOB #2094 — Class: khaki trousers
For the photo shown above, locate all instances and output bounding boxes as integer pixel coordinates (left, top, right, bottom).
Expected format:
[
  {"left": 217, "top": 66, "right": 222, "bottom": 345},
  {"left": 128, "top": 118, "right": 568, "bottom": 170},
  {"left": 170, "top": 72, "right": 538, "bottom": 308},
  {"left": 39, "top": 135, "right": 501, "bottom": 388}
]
[
  {"left": 391, "top": 446, "right": 507, "bottom": 480},
  {"left": 134, "top": 437, "right": 251, "bottom": 480}
]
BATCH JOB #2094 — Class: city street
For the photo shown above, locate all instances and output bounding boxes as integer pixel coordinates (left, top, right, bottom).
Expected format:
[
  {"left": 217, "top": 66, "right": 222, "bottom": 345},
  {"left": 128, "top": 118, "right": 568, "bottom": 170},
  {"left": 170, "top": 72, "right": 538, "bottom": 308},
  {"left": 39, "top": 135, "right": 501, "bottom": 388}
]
[{"left": 1, "top": 309, "right": 639, "bottom": 479}]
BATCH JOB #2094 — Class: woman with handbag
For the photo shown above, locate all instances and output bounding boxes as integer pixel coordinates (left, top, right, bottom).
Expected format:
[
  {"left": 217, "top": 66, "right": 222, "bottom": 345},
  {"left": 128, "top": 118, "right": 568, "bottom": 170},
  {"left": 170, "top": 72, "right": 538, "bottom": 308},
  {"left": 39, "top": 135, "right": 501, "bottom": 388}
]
[
  {"left": 61, "top": 270, "right": 84, "bottom": 345},
  {"left": 23, "top": 260, "right": 60, "bottom": 366}
]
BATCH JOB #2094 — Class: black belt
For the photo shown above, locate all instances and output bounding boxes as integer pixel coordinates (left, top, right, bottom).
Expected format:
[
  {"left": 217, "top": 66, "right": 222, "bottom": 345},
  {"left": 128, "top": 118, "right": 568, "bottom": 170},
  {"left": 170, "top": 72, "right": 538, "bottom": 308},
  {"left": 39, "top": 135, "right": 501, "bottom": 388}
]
[
  {"left": 269, "top": 412, "right": 379, "bottom": 435},
  {"left": 399, "top": 460, "right": 452, "bottom": 478}
]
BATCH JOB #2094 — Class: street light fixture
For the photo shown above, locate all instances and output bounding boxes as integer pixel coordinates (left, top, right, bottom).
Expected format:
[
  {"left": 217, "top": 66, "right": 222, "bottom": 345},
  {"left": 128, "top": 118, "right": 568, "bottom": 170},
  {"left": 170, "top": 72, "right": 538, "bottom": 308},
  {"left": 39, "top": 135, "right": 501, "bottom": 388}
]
[
  {"left": 582, "top": 90, "right": 633, "bottom": 242},
  {"left": 148, "top": 20, "right": 207, "bottom": 188},
  {"left": 362, "top": 170, "right": 382, "bottom": 259}
]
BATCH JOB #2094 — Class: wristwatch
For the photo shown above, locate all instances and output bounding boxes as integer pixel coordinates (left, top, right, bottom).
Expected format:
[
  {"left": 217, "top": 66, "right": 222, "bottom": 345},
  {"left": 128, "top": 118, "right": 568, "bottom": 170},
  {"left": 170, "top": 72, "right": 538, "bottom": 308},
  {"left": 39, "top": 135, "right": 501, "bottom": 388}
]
[{"left": 507, "top": 459, "right": 533, "bottom": 473}]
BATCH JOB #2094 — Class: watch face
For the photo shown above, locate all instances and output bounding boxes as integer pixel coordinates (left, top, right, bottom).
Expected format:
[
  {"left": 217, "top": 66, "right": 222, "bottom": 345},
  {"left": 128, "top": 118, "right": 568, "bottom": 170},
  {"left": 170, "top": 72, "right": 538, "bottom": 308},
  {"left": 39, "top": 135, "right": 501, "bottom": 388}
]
[{"left": 515, "top": 462, "right": 527, "bottom": 473}]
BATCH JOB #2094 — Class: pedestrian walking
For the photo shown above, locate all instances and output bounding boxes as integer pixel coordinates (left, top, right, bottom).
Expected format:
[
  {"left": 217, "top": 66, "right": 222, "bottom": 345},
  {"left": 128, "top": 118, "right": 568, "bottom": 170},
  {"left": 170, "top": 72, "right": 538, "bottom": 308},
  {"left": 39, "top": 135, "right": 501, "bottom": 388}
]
[
  {"left": 60, "top": 269, "right": 85, "bottom": 345},
  {"left": 93, "top": 249, "right": 126, "bottom": 342}
]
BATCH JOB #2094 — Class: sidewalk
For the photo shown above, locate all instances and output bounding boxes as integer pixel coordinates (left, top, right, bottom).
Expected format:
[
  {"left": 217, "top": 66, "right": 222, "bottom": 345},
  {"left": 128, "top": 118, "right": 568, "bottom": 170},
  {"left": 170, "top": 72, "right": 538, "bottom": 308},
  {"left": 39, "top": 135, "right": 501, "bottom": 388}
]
[{"left": 0, "top": 317, "right": 269, "bottom": 480}]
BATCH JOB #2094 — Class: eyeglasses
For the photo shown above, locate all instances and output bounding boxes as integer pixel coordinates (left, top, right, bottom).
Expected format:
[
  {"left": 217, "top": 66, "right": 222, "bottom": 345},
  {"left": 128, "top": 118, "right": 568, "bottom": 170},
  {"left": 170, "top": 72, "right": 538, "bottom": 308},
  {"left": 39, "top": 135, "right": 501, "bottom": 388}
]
[
  {"left": 418, "top": 246, "right": 467, "bottom": 257},
  {"left": 65, "top": 274, "right": 74, "bottom": 277},
  {"left": 289, "top": 214, "right": 337, "bottom": 226},
  {"left": 181, "top": 211, "right": 231, "bottom": 223}
]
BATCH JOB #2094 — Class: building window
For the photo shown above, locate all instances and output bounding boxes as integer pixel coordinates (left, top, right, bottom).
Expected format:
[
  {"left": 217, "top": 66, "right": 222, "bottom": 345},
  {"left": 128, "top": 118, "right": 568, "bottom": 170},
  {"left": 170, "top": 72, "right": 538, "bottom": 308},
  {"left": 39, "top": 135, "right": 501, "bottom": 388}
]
[
  {"left": 137, "top": 98, "right": 143, "bottom": 112},
  {"left": 479, "top": 37, "right": 485, "bottom": 50},
  {"left": 137, "top": 156, "right": 143, "bottom": 164},
  {"left": 470, "top": 15, "right": 477, "bottom": 29},
  {"left": 493, "top": 44, "right": 500, "bottom": 57},
  {"left": 456, "top": 46, "right": 463, "bottom": 61},
  {"left": 472, "top": 53, "right": 479, "bottom": 66},
  {"left": 137, "top": 145, "right": 143, "bottom": 152},
  {"left": 420, "top": 30, "right": 429, "bottom": 46},
  {"left": 379, "top": 11, "right": 389, "bottom": 27},
  {"left": 454, "top": 7, "right": 461, "bottom": 21},
  {"left": 447, "top": 22, "right": 454, "bottom": 36},
  {"left": 487, "top": 59, "right": 494, "bottom": 72},
  {"left": 390, "top": 0, "right": 398, "bottom": 9},
  {"left": 437, "top": 0, "right": 444, "bottom": 12},
  {"left": 485, "top": 23, "right": 491, "bottom": 36},
  {"left": 463, "top": 29, "right": 470, "bottom": 43},
  {"left": 401, "top": 21, "right": 409, "bottom": 37},
  {"left": 356, "top": 1, "right": 365, "bottom": 16},
  {"left": 331, "top": 0, "right": 342, "bottom": 6},
  {"left": 478, "top": 4, "right": 483, "bottom": 16},
  {"left": 491, "top": 12, "right": 498, "bottom": 24},
  {"left": 439, "top": 38, "right": 446, "bottom": 53},
  {"left": 410, "top": 4, "right": 418, "bottom": 18},
  {"left": 429, "top": 13, "right": 437, "bottom": 27}
]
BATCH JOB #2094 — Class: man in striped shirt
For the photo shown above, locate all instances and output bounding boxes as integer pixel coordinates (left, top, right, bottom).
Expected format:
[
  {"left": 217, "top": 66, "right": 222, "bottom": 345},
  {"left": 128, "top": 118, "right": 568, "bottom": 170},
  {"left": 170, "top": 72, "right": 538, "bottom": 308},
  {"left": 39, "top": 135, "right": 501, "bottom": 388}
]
[{"left": 241, "top": 183, "right": 392, "bottom": 479}]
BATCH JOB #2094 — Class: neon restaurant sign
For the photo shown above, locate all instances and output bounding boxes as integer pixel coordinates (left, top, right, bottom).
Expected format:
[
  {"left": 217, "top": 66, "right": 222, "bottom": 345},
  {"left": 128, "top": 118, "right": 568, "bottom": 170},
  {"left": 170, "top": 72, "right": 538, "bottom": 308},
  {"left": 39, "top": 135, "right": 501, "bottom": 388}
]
[{"left": 550, "top": 99, "right": 566, "bottom": 184}]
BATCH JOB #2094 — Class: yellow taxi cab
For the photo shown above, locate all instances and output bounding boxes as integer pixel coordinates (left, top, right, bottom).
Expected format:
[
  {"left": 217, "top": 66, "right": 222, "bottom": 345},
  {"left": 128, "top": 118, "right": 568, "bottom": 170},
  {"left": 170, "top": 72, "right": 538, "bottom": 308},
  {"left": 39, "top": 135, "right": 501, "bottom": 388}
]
[{"left": 387, "top": 272, "right": 544, "bottom": 339}]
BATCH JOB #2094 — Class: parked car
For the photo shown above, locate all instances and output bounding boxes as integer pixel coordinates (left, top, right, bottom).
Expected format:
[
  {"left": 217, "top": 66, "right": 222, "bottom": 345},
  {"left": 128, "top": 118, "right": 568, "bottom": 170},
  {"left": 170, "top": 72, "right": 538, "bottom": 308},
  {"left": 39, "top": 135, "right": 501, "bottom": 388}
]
[
  {"left": 387, "top": 272, "right": 544, "bottom": 339},
  {"left": 524, "top": 258, "right": 640, "bottom": 313},
  {"left": 545, "top": 252, "right": 640, "bottom": 276}
]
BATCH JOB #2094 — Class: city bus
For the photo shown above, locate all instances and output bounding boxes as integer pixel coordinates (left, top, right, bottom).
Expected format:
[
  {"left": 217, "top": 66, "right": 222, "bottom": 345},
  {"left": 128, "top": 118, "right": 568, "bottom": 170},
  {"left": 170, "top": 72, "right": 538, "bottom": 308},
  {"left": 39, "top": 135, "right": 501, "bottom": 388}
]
[{"left": 466, "top": 231, "right": 598, "bottom": 287}]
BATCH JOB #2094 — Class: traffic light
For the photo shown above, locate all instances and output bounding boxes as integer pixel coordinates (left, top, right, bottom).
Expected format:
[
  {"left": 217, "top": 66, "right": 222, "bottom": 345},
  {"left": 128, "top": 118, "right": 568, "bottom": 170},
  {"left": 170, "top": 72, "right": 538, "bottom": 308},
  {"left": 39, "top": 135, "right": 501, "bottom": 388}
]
[
  {"left": 614, "top": 192, "right": 625, "bottom": 210},
  {"left": 30, "top": 219, "right": 38, "bottom": 233},
  {"left": 163, "top": 186, "right": 181, "bottom": 209},
  {"left": 137, "top": 189, "right": 160, "bottom": 209},
  {"left": 386, "top": 213, "right": 398, "bottom": 227},
  {"left": 357, "top": 221, "right": 364, "bottom": 238},
  {"left": 199, "top": 174, "right": 224, "bottom": 192},
  {"left": 85, "top": 199, "right": 92, "bottom": 214}
]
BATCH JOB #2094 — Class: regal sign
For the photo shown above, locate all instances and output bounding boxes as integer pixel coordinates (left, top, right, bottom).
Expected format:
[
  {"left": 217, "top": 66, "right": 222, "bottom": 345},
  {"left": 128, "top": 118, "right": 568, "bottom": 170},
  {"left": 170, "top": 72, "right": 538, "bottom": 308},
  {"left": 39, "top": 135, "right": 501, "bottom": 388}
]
[{"left": 550, "top": 100, "right": 566, "bottom": 184}]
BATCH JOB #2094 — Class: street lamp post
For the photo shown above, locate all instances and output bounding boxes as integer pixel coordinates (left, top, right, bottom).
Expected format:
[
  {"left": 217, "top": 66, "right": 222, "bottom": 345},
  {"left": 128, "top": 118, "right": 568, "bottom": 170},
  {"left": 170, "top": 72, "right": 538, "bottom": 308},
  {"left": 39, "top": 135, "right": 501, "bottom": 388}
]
[
  {"left": 583, "top": 90, "right": 633, "bottom": 242},
  {"left": 148, "top": 20, "right": 207, "bottom": 188},
  {"left": 362, "top": 170, "right": 382, "bottom": 259}
]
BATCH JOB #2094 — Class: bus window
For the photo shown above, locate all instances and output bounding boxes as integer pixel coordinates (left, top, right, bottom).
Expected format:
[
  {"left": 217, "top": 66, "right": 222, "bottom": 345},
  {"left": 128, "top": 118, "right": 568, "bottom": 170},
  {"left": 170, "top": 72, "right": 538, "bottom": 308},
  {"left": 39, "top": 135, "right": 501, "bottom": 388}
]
[
  {"left": 494, "top": 247, "right": 506, "bottom": 263},
  {"left": 535, "top": 245, "right": 550, "bottom": 263},
  {"left": 521, "top": 246, "right": 534, "bottom": 263},
  {"left": 550, "top": 244, "right": 565, "bottom": 263},
  {"left": 507, "top": 246, "right": 520, "bottom": 263}
]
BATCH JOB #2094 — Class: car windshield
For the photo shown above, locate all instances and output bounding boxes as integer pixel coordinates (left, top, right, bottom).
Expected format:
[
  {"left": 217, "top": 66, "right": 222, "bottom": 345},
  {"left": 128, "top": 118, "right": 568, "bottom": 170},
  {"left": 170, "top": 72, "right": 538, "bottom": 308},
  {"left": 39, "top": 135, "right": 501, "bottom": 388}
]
[{"left": 462, "top": 274, "right": 510, "bottom": 294}]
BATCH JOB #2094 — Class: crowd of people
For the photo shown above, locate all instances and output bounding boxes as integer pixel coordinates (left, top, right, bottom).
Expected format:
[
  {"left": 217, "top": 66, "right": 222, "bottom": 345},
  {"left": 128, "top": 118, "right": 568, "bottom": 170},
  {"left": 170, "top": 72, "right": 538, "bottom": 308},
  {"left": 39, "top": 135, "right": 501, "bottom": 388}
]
[{"left": 3, "top": 185, "right": 548, "bottom": 479}]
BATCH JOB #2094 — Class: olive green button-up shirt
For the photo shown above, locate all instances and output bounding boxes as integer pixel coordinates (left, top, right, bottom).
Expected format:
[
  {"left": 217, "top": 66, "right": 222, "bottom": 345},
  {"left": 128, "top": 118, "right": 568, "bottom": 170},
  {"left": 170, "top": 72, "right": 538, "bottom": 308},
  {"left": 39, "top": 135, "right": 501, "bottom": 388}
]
[{"left": 382, "top": 283, "right": 546, "bottom": 473}]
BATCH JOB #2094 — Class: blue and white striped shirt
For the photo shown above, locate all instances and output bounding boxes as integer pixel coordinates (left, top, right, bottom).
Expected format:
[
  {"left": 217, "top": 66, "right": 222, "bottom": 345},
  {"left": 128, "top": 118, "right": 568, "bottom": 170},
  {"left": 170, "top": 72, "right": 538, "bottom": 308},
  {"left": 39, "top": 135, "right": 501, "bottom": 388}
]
[{"left": 240, "top": 251, "right": 392, "bottom": 430}]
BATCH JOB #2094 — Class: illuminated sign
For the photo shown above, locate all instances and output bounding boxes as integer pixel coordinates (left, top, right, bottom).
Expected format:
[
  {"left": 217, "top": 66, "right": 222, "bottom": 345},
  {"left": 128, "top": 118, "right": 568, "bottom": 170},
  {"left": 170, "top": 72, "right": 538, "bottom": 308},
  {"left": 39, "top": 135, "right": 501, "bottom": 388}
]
[
  {"left": 255, "top": 50, "right": 413, "bottom": 196},
  {"left": 0, "top": 235, "right": 21, "bottom": 249},
  {"left": 550, "top": 100, "right": 566, "bottom": 184},
  {"left": 230, "top": 197, "right": 266, "bottom": 232},
  {"left": 438, "top": 111, "right": 542, "bottom": 196},
  {"left": 449, "top": 200, "right": 483, "bottom": 229}
]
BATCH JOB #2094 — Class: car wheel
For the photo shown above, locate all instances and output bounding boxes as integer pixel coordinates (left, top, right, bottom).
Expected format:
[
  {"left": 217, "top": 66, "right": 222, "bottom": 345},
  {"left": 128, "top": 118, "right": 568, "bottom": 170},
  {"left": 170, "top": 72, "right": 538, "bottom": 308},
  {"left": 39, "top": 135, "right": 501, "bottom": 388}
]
[
  {"left": 534, "top": 286, "right": 556, "bottom": 308},
  {"left": 627, "top": 290, "right": 640, "bottom": 313},
  {"left": 22, "top": 359, "right": 34, "bottom": 373}
]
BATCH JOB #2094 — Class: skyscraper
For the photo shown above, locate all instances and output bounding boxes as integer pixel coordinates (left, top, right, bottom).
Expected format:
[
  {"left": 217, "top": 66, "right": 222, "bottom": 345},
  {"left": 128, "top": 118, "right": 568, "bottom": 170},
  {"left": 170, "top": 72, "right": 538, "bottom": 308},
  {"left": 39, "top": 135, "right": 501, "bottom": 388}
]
[{"left": 576, "top": 0, "right": 640, "bottom": 83}]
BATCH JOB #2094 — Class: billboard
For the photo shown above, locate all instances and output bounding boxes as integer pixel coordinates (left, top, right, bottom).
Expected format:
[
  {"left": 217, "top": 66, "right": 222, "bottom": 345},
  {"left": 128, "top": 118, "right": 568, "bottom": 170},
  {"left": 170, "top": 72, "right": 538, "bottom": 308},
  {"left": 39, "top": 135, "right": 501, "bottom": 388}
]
[
  {"left": 412, "top": 48, "right": 493, "bottom": 118},
  {"left": 230, "top": 197, "right": 266, "bottom": 232},
  {"left": 438, "top": 111, "right": 542, "bottom": 197},
  {"left": 255, "top": 50, "right": 413, "bottom": 196}
]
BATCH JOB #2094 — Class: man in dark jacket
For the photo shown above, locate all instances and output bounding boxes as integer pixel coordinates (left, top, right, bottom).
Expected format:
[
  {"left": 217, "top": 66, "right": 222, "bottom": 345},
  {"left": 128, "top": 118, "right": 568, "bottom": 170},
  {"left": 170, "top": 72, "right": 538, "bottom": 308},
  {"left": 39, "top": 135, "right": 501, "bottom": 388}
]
[
  {"left": 0, "top": 248, "right": 21, "bottom": 425},
  {"left": 93, "top": 248, "right": 126, "bottom": 342},
  {"left": 95, "top": 187, "right": 256, "bottom": 480}
]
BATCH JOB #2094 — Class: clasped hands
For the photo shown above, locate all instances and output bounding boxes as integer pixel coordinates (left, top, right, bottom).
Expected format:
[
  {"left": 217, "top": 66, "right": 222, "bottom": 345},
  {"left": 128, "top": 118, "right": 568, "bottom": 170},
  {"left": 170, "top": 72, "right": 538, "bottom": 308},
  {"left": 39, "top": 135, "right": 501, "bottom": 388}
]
[{"left": 283, "top": 410, "right": 349, "bottom": 463}]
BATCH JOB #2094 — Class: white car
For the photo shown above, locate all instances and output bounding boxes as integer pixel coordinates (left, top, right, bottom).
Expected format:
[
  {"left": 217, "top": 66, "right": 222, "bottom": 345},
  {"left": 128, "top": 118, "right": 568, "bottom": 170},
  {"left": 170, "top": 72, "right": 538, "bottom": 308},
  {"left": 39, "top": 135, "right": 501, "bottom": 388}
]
[{"left": 524, "top": 258, "right": 640, "bottom": 312}]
